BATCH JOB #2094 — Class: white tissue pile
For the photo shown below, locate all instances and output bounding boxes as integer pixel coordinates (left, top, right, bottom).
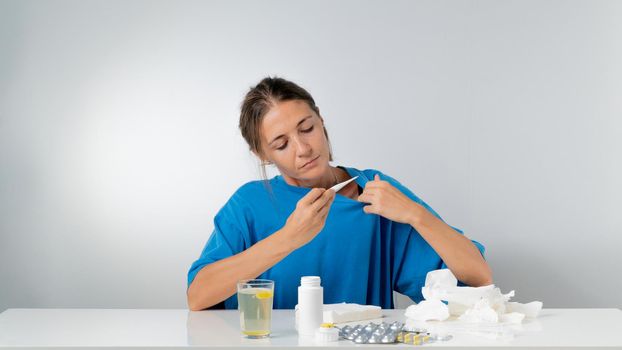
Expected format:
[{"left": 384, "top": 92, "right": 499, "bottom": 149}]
[{"left": 404, "top": 269, "right": 543, "bottom": 340}]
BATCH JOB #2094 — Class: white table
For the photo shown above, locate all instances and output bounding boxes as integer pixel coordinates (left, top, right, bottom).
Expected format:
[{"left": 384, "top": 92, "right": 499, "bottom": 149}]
[{"left": 0, "top": 308, "right": 620, "bottom": 349}]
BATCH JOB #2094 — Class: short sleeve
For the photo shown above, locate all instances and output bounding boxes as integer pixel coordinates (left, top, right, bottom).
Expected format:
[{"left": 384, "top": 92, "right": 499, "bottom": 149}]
[{"left": 187, "top": 207, "right": 247, "bottom": 288}]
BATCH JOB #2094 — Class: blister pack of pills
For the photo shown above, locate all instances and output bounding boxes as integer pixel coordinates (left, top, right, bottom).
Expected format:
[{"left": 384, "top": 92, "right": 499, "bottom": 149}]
[
  {"left": 337, "top": 321, "right": 453, "bottom": 345},
  {"left": 339, "top": 321, "right": 403, "bottom": 343}
]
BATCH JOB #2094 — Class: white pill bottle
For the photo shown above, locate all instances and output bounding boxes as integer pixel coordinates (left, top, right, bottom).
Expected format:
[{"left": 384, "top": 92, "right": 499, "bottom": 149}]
[{"left": 297, "top": 276, "right": 323, "bottom": 336}]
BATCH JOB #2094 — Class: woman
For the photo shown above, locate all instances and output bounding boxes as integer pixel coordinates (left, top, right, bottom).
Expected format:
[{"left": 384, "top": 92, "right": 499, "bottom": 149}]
[{"left": 187, "top": 77, "right": 492, "bottom": 311}]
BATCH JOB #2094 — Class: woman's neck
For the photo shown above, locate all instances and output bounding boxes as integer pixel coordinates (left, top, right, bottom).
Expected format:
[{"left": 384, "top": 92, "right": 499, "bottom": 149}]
[{"left": 283, "top": 166, "right": 344, "bottom": 189}]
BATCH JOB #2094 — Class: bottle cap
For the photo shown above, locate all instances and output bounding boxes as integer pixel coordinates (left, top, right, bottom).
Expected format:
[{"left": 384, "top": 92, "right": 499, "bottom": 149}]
[
  {"left": 315, "top": 324, "right": 339, "bottom": 342},
  {"left": 300, "top": 276, "right": 321, "bottom": 287}
]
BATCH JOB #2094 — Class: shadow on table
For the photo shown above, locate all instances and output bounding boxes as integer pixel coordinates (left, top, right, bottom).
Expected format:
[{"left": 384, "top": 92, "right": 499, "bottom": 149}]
[{"left": 187, "top": 310, "right": 252, "bottom": 346}]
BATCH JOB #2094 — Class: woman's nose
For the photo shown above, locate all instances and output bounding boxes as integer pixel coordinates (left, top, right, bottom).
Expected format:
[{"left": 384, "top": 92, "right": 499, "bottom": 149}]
[{"left": 293, "top": 137, "right": 312, "bottom": 156}]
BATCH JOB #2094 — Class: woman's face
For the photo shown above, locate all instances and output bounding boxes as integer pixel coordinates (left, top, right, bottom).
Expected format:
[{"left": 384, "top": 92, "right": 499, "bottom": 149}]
[{"left": 258, "top": 100, "right": 331, "bottom": 185}]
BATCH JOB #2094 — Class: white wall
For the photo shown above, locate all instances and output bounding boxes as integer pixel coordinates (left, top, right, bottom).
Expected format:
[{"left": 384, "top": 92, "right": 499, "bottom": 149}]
[{"left": 1, "top": 0, "right": 621, "bottom": 312}]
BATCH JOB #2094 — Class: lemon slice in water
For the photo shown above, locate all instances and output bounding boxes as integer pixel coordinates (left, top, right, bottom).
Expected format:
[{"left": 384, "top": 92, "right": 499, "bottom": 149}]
[{"left": 255, "top": 291, "right": 273, "bottom": 299}]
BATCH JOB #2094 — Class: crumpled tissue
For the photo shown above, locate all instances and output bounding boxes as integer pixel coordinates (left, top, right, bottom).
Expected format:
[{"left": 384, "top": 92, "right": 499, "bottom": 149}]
[
  {"left": 404, "top": 269, "right": 543, "bottom": 339},
  {"left": 404, "top": 299, "right": 449, "bottom": 321}
]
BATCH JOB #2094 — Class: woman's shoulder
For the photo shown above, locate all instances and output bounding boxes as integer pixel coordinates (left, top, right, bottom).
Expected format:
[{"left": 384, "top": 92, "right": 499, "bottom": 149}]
[
  {"left": 215, "top": 179, "right": 274, "bottom": 219},
  {"left": 223, "top": 178, "right": 276, "bottom": 206},
  {"left": 234, "top": 179, "right": 270, "bottom": 195},
  {"left": 342, "top": 166, "right": 396, "bottom": 183},
  {"left": 344, "top": 165, "right": 425, "bottom": 202}
]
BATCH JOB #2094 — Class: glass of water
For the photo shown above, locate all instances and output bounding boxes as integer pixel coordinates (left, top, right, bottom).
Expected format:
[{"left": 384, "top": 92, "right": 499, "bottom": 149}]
[{"left": 237, "top": 279, "right": 274, "bottom": 338}]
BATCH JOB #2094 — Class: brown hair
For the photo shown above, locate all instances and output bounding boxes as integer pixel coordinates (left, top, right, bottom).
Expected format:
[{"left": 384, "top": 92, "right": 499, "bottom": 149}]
[{"left": 239, "top": 76, "right": 333, "bottom": 180}]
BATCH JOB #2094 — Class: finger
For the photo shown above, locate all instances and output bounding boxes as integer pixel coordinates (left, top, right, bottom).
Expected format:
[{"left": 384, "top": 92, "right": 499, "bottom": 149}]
[
  {"left": 311, "top": 188, "right": 335, "bottom": 212},
  {"left": 362, "top": 204, "right": 376, "bottom": 214},
  {"left": 360, "top": 187, "right": 377, "bottom": 198},
  {"left": 301, "top": 188, "right": 325, "bottom": 206},
  {"left": 365, "top": 178, "right": 385, "bottom": 189},
  {"left": 357, "top": 192, "right": 373, "bottom": 203},
  {"left": 318, "top": 197, "right": 334, "bottom": 217},
  {"left": 317, "top": 196, "right": 335, "bottom": 218},
  {"left": 321, "top": 202, "right": 333, "bottom": 219},
  {"left": 374, "top": 174, "right": 380, "bottom": 181},
  {"left": 364, "top": 180, "right": 383, "bottom": 190}
]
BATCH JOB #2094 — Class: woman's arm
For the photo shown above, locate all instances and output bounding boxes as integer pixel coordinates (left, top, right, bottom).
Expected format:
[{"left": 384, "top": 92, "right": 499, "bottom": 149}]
[
  {"left": 187, "top": 228, "right": 293, "bottom": 311},
  {"left": 187, "top": 188, "right": 335, "bottom": 311},
  {"left": 407, "top": 206, "right": 493, "bottom": 287},
  {"left": 358, "top": 174, "right": 492, "bottom": 287}
]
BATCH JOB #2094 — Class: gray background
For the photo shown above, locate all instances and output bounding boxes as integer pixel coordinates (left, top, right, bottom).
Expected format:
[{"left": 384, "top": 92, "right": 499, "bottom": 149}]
[{"left": 1, "top": 0, "right": 621, "bottom": 313}]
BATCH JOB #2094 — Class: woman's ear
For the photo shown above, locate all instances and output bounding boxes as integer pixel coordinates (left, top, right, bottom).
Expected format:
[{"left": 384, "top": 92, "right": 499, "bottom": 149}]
[{"left": 252, "top": 150, "right": 272, "bottom": 165}]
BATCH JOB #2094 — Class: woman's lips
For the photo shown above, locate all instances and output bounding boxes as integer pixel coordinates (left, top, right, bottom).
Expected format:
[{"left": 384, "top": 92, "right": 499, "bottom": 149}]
[{"left": 300, "top": 156, "right": 320, "bottom": 169}]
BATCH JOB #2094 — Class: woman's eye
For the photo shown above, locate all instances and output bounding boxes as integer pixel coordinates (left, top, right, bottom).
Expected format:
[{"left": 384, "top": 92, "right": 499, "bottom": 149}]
[{"left": 274, "top": 126, "right": 313, "bottom": 150}]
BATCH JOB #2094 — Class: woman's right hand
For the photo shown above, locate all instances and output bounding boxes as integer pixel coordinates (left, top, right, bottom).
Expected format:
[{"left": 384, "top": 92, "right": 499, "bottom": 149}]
[{"left": 281, "top": 188, "right": 335, "bottom": 250}]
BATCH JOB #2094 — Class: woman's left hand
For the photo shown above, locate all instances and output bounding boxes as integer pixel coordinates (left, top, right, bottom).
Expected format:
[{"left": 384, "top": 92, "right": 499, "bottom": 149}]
[{"left": 357, "top": 174, "right": 422, "bottom": 224}]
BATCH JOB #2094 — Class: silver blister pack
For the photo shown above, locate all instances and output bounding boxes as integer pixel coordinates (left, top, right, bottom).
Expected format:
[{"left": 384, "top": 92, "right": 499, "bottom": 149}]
[
  {"left": 337, "top": 321, "right": 453, "bottom": 345},
  {"left": 339, "top": 321, "right": 403, "bottom": 343}
]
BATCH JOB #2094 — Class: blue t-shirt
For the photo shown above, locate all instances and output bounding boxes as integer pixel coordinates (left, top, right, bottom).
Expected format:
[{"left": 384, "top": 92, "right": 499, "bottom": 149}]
[{"left": 188, "top": 166, "right": 485, "bottom": 309}]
